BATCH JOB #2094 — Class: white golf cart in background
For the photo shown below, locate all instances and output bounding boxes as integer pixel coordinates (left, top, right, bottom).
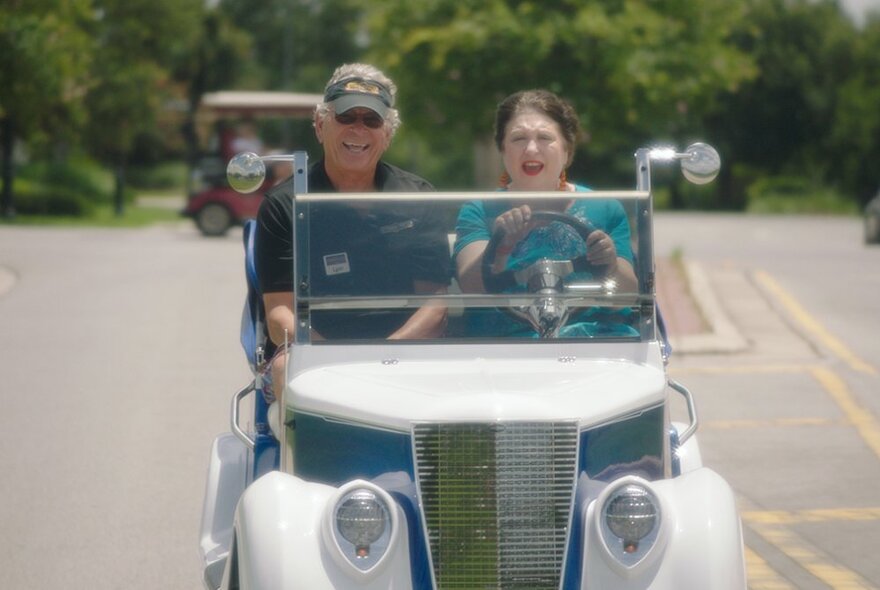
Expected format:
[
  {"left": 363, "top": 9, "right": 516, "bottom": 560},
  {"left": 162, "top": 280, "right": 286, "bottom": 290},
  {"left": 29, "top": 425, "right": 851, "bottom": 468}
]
[{"left": 198, "top": 143, "right": 747, "bottom": 589}]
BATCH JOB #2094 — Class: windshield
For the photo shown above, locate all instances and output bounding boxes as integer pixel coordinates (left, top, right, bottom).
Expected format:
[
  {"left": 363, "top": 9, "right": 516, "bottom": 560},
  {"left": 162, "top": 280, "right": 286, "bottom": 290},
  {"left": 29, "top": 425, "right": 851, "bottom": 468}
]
[{"left": 290, "top": 190, "right": 654, "bottom": 344}]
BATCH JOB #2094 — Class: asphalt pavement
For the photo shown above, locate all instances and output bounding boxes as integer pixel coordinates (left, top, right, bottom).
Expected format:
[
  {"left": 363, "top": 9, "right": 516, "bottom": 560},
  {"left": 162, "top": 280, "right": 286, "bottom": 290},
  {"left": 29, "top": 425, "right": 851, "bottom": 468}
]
[{"left": 2, "top": 214, "right": 877, "bottom": 589}]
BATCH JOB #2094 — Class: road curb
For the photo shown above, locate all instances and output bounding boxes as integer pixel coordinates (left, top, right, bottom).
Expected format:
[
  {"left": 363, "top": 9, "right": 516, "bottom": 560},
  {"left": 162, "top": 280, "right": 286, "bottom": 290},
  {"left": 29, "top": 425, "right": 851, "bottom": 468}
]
[
  {"left": 671, "top": 260, "right": 748, "bottom": 354},
  {"left": 0, "top": 265, "right": 16, "bottom": 297}
]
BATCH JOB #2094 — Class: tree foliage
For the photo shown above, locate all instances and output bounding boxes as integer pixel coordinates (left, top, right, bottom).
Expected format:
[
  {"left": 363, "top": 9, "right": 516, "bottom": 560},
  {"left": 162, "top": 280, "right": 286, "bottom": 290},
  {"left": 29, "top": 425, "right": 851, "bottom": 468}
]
[
  {"left": 0, "top": 0, "right": 93, "bottom": 216},
  {"left": 218, "top": 0, "right": 364, "bottom": 92},
  {"left": 358, "top": 0, "right": 757, "bottom": 186},
  {"left": 827, "top": 14, "right": 880, "bottom": 202},
  {"left": 84, "top": 0, "right": 204, "bottom": 157},
  {"left": 4, "top": 0, "right": 880, "bottom": 216},
  {"left": 702, "top": 0, "right": 866, "bottom": 207},
  {"left": 0, "top": 0, "right": 93, "bottom": 139},
  {"left": 82, "top": 0, "right": 204, "bottom": 212}
]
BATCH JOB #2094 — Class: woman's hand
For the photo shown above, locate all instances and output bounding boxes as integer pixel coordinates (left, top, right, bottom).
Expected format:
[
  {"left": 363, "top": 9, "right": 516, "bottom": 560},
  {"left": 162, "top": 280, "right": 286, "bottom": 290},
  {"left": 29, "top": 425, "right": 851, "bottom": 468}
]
[
  {"left": 585, "top": 229, "right": 618, "bottom": 269},
  {"left": 493, "top": 205, "right": 533, "bottom": 252}
]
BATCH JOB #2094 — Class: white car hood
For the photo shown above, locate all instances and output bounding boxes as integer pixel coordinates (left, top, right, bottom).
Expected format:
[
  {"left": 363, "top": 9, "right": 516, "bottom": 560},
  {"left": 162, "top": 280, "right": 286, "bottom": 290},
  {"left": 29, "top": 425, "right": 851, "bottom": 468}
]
[{"left": 288, "top": 353, "right": 666, "bottom": 432}]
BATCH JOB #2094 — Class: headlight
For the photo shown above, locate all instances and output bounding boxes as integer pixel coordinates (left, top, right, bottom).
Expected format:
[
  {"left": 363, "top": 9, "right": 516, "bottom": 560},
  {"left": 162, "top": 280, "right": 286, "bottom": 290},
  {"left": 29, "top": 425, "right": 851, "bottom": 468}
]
[
  {"left": 336, "top": 490, "right": 388, "bottom": 555},
  {"left": 600, "top": 481, "right": 661, "bottom": 566},
  {"left": 605, "top": 484, "right": 657, "bottom": 547},
  {"left": 326, "top": 483, "right": 396, "bottom": 576}
]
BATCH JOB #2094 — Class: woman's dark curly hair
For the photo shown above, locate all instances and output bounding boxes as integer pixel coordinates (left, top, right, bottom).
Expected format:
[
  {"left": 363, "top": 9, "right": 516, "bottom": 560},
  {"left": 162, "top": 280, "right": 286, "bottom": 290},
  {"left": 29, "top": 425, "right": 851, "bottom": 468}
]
[{"left": 494, "top": 89, "right": 581, "bottom": 167}]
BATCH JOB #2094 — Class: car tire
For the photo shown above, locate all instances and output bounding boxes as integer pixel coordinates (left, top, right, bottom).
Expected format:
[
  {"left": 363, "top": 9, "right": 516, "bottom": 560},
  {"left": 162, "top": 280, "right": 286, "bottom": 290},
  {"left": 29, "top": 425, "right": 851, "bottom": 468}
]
[
  {"left": 866, "top": 213, "right": 880, "bottom": 244},
  {"left": 196, "top": 203, "right": 233, "bottom": 237}
]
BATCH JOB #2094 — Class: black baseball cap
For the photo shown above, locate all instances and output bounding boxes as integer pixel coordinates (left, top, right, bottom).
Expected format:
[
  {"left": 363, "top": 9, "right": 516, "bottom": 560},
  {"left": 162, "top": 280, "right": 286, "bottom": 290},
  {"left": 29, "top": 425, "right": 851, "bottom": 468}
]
[{"left": 324, "top": 77, "right": 393, "bottom": 117}]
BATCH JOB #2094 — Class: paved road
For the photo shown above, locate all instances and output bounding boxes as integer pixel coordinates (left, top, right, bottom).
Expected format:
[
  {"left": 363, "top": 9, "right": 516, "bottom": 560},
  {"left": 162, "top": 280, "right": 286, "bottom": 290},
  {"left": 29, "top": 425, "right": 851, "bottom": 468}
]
[
  {"left": 1, "top": 214, "right": 878, "bottom": 588},
  {"left": 0, "top": 223, "right": 250, "bottom": 588},
  {"left": 656, "top": 212, "right": 880, "bottom": 589}
]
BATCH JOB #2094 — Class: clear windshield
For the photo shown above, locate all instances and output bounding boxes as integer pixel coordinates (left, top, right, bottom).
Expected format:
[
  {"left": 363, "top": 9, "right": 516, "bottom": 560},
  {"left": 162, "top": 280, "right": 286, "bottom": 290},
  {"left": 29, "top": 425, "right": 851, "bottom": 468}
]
[{"left": 292, "top": 190, "right": 654, "bottom": 344}]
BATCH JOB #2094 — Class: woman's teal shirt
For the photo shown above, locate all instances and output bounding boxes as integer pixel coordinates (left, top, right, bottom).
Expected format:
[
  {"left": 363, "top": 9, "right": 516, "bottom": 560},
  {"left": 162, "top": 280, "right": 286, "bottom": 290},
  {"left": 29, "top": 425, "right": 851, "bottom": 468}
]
[{"left": 453, "top": 185, "right": 637, "bottom": 338}]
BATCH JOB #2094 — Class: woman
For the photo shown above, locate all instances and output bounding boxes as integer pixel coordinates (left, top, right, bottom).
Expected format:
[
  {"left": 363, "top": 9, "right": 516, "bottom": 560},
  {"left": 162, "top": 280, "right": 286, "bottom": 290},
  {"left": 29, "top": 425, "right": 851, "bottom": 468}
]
[{"left": 453, "top": 89, "right": 638, "bottom": 337}]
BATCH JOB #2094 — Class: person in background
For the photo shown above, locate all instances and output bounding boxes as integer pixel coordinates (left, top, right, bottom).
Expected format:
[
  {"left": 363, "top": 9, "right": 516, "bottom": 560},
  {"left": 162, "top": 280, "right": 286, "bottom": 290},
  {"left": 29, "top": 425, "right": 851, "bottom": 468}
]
[
  {"left": 230, "top": 119, "right": 264, "bottom": 156},
  {"left": 453, "top": 89, "right": 637, "bottom": 337},
  {"left": 256, "top": 63, "right": 450, "bottom": 402}
]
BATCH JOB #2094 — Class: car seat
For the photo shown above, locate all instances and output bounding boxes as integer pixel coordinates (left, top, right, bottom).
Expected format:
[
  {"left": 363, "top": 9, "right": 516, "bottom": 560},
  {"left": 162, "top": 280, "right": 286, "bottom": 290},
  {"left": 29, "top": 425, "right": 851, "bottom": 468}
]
[{"left": 239, "top": 219, "right": 280, "bottom": 479}]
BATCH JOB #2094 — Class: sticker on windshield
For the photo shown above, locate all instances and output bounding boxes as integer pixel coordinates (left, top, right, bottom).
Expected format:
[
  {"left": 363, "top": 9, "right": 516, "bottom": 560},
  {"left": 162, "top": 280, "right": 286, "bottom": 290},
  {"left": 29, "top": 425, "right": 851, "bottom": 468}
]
[{"left": 323, "top": 252, "right": 351, "bottom": 276}]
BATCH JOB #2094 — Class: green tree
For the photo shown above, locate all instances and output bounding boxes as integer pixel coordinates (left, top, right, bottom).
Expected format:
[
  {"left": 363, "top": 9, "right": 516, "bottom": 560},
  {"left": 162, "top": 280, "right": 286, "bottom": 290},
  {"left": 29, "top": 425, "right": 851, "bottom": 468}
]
[
  {"left": 704, "top": 0, "right": 860, "bottom": 208},
  {"left": 0, "top": 0, "right": 93, "bottom": 217},
  {"left": 84, "top": 0, "right": 203, "bottom": 214},
  {"left": 358, "top": 0, "right": 756, "bottom": 188},
  {"left": 173, "top": 8, "right": 252, "bottom": 195},
  {"left": 218, "top": 0, "right": 364, "bottom": 92},
  {"left": 827, "top": 14, "right": 880, "bottom": 203}
]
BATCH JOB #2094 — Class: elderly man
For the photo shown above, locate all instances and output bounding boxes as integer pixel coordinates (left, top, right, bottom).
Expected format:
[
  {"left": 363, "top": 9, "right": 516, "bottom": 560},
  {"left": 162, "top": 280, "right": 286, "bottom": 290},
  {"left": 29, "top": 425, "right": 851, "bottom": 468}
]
[{"left": 255, "top": 63, "right": 450, "bottom": 401}]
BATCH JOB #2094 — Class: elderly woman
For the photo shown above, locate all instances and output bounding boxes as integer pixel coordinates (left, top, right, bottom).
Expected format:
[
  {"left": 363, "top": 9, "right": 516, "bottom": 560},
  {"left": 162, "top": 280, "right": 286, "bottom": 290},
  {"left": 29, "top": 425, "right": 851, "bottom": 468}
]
[{"left": 453, "top": 89, "right": 637, "bottom": 337}]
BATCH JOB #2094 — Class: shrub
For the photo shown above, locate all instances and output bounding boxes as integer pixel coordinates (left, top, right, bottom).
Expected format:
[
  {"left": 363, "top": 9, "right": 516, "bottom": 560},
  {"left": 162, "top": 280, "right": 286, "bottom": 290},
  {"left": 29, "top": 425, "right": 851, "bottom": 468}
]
[
  {"left": 18, "top": 158, "right": 113, "bottom": 204},
  {"left": 127, "top": 161, "right": 187, "bottom": 191},
  {"left": 13, "top": 178, "right": 96, "bottom": 216},
  {"left": 746, "top": 176, "right": 858, "bottom": 214},
  {"left": 12, "top": 158, "right": 139, "bottom": 216}
]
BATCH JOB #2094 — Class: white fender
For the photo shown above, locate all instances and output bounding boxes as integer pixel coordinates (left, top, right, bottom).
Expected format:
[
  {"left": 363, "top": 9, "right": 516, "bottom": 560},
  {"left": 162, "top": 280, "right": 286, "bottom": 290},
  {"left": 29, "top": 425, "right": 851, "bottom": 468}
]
[
  {"left": 200, "top": 433, "right": 249, "bottom": 590},
  {"left": 583, "top": 468, "right": 746, "bottom": 589},
  {"left": 226, "top": 472, "right": 414, "bottom": 590}
]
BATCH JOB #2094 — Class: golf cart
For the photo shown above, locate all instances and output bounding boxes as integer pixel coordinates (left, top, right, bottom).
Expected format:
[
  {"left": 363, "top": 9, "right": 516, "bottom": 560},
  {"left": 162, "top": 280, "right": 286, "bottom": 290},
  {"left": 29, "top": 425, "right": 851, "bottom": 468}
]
[
  {"left": 198, "top": 142, "right": 747, "bottom": 589},
  {"left": 182, "top": 91, "right": 322, "bottom": 236}
]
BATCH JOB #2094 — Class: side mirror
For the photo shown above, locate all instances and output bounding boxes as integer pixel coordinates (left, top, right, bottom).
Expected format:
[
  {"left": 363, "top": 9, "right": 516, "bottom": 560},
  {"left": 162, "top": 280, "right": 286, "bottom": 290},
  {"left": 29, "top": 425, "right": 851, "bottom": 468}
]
[
  {"left": 638, "top": 143, "right": 721, "bottom": 191},
  {"left": 227, "top": 152, "right": 266, "bottom": 193},
  {"left": 680, "top": 143, "right": 720, "bottom": 185}
]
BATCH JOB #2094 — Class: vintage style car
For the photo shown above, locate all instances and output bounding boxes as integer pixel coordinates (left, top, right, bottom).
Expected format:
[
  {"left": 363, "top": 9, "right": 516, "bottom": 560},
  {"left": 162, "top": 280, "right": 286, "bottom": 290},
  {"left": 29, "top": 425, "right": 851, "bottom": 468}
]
[{"left": 198, "top": 144, "right": 746, "bottom": 589}]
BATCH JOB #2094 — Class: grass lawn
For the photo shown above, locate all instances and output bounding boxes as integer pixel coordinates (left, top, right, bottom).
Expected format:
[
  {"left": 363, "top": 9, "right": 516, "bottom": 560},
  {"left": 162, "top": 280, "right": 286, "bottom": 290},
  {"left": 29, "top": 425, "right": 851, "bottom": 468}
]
[{"left": 0, "top": 192, "right": 184, "bottom": 228}]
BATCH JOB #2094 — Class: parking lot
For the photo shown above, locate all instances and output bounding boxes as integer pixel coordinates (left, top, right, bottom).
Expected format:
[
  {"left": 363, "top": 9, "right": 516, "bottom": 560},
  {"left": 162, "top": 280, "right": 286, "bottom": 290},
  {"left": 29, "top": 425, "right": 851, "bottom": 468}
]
[
  {"left": 0, "top": 213, "right": 877, "bottom": 588},
  {"left": 657, "top": 213, "right": 880, "bottom": 589}
]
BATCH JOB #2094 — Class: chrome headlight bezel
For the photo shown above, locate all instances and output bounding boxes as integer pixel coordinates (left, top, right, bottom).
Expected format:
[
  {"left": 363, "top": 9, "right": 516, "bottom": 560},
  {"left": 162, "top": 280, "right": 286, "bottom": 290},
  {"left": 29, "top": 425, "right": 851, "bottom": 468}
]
[
  {"left": 322, "top": 480, "right": 399, "bottom": 580},
  {"left": 592, "top": 476, "right": 669, "bottom": 574}
]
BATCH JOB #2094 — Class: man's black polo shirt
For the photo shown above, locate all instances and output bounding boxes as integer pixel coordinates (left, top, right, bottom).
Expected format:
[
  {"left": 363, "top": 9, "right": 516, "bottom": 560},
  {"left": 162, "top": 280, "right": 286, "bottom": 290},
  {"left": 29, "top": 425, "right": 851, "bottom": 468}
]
[{"left": 255, "top": 160, "right": 450, "bottom": 340}]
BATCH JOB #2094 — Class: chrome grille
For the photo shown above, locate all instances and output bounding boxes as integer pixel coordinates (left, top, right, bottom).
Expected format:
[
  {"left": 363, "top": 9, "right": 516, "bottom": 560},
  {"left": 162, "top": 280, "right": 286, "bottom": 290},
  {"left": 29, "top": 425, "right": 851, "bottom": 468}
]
[{"left": 413, "top": 422, "right": 579, "bottom": 590}]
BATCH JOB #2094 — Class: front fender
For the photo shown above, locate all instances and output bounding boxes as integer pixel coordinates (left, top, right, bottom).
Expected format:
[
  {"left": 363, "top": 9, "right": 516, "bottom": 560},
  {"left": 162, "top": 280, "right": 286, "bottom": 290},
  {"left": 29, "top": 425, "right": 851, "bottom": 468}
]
[
  {"left": 226, "top": 472, "right": 414, "bottom": 590},
  {"left": 583, "top": 468, "right": 746, "bottom": 589}
]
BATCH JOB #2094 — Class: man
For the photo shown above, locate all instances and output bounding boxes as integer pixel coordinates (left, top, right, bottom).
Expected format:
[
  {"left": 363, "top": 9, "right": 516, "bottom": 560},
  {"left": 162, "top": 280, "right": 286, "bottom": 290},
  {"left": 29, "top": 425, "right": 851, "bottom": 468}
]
[{"left": 255, "top": 63, "right": 450, "bottom": 401}]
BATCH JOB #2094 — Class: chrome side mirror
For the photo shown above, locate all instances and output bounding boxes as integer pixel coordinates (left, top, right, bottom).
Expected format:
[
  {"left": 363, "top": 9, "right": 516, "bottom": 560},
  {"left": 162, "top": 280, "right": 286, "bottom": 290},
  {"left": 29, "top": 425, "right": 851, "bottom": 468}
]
[
  {"left": 227, "top": 151, "right": 300, "bottom": 193},
  {"left": 227, "top": 152, "right": 266, "bottom": 193},
  {"left": 638, "top": 143, "right": 720, "bottom": 191},
  {"left": 680, "top": 143, "right": 720, "bottom": 185}
]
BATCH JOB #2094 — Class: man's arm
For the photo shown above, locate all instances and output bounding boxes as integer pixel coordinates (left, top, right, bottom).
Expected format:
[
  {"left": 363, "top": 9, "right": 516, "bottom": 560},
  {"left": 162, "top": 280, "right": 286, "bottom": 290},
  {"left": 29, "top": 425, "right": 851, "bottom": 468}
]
[
  {"left": 387, "top": 280, "right": 448, "bottom": 339},
  {"left": 455, "top": 240, "right": 489, "bottom": 293},
  {"left": 263, "top": 292, "right": 295, "bottom": 347}
]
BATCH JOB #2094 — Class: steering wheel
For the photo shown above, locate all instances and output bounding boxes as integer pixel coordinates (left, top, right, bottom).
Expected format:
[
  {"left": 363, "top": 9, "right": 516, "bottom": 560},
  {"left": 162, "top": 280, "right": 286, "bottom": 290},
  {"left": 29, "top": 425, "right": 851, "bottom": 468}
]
[{"left": 481, "top": 211, "right": 609, "bottom": 294}]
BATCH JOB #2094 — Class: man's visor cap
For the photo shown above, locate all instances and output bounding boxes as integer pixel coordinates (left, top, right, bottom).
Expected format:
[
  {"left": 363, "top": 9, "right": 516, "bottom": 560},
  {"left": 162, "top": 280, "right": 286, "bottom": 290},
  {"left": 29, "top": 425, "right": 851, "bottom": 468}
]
[{"left": 324, "top": 77, "right": 392, "bottom": 118}]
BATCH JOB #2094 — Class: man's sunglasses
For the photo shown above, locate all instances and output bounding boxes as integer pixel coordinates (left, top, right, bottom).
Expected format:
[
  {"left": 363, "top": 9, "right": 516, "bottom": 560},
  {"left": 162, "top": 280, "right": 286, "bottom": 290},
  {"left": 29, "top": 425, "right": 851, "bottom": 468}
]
[{"left": 334, "top": 111, "right": 385, "bottom": 129}]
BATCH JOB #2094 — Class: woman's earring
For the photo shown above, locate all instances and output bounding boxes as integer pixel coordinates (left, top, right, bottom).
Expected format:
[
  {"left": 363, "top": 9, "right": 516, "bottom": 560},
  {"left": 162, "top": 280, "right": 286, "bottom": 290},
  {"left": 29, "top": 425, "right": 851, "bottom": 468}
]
[
  {"left": 558, "top": 169, "right": 568, "bottom": 191},
  {"left": 498, "top": 171, "right": 511, "bottom": 188}
]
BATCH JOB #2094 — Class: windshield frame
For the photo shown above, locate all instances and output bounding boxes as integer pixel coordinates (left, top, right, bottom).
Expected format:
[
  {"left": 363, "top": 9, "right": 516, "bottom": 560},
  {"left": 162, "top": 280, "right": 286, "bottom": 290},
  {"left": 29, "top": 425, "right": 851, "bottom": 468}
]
[{"left": 286, "top": 153, "right": 656, "bottom": 345}]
